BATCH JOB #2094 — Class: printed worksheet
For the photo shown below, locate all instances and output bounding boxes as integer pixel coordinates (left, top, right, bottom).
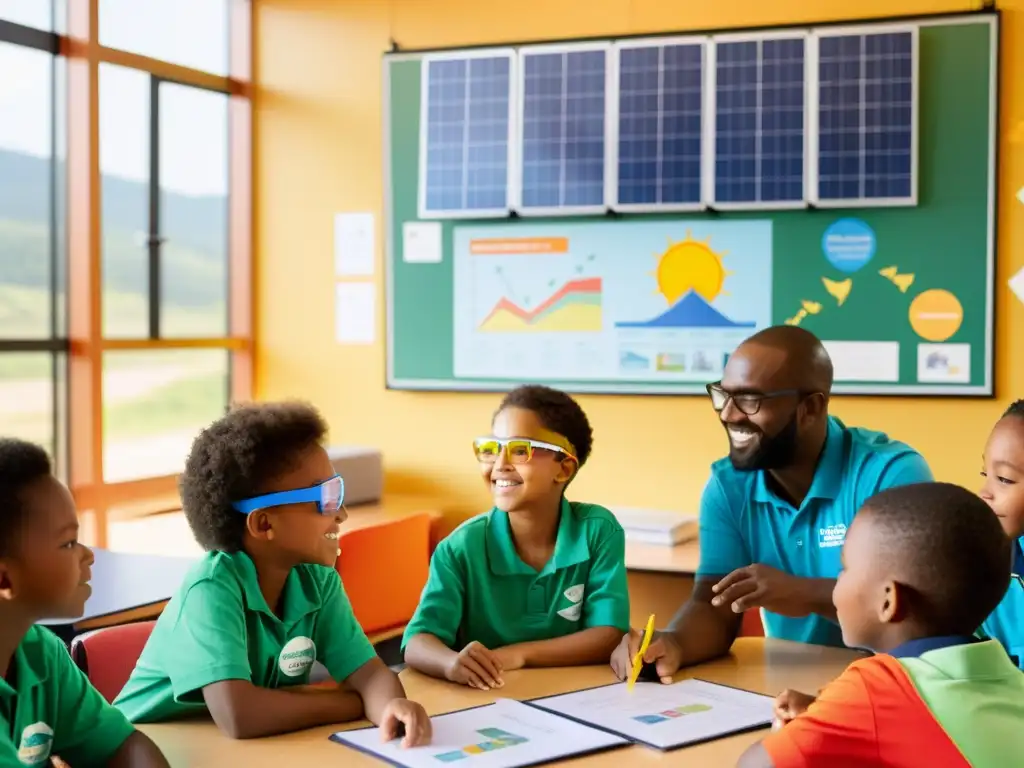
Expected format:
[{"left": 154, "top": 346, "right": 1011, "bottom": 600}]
[
  {"left": 528, "top": 679, "right": 774, "bottom": 750},
  {"left": 330, "top": 698, "right": 629, "bottom": 767}
]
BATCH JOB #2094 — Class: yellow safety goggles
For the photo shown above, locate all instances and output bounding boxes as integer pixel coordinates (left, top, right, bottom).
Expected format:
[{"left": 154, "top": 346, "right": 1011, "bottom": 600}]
[{"left": 473, "top": 436, "right": 577, "bottom": 465}]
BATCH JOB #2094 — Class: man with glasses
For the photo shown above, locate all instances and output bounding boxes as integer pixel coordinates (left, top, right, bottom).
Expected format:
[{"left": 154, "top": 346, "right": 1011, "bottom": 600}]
[{"left": 610, "top": 326, "right": 933, "bottom": 682}]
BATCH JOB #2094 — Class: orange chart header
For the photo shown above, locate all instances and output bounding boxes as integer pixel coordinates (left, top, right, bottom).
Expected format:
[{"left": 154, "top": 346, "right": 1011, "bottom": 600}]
[{"left": 469, "top": 237, "right": 569, "bottom": 255}]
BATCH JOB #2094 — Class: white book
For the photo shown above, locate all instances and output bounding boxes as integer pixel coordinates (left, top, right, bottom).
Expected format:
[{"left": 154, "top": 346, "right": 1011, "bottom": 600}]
[
  {"left": 330, "top": 698, "right": 628, "bottom": 767},
  {"left": 609, "top": 507, "right": 698, "bottom": 546}
]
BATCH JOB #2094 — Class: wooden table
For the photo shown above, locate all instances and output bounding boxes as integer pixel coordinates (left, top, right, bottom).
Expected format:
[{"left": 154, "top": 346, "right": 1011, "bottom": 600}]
[
  {"left": 139, "top": 637, "right": 861, "bottom": 767},
  {"left": 624, "top": 539, "right": 700, "bottom": 628}
]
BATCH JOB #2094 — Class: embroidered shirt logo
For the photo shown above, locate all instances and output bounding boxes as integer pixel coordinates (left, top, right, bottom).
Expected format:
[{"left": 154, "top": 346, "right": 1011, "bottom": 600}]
[
  {"left": 557, "top": 583, "right": 585, "bottom": 621},
  {"left": 278, "top": 636, "right": 317, "bottom": 677},
  {"left": 17, "top": 723, "right": 54, "bottom": 765},
  {"left": 818, "top": 524, "right": 847, "bottom": 549}
]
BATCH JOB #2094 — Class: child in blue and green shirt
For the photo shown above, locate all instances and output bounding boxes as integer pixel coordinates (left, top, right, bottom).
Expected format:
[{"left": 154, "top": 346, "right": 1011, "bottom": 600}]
[{"left": 403, "top": 385, "right": 630, "bottom": 689}]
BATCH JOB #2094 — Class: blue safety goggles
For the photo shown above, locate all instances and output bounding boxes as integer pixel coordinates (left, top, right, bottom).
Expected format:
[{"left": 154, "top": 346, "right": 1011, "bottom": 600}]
[{"left": 231, "top": 474, "right": 345, "bottom": 516}]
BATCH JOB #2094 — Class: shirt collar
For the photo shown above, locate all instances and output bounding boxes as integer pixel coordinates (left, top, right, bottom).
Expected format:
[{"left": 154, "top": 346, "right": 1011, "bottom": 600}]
[
  {"left": 232, "top": 551, "right": 320, "bottom": 623},
  {"left": 1012, "top": 538, "right": 1023, "bottom": 581},
  {"left": 486, "top": 498, "right": 590, "bottom": 576},
  {"left": 0, "top": 626, "right": 49, "bottom": 705},
  {"left": 753, "top": 415, "right": 846, "bottom": 506},
  {"left": 888, "top": 634, "right": 980, "bottom": 658}
]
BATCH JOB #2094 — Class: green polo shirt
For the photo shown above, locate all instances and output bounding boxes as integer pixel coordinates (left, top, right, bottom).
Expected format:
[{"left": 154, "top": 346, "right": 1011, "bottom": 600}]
[
  {"left": 113, "top": 550, "right": 376, "bottom": 723},
  {"left": 402, "top": 500, "right": 630, "bottom": 652},
  {"left": 1, "top": 625, "right": 134, "bottom": 766}
]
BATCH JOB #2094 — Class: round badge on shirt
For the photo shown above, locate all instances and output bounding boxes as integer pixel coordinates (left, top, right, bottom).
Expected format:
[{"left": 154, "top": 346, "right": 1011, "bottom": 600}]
[{"left": 278, "top": 636, "right": 317, "bottom": 677}]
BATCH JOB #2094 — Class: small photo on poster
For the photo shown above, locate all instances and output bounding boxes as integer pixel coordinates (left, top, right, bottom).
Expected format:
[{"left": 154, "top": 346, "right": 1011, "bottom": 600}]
[{"left": 917, "top": 343, "right": 970, "bottom": 384}]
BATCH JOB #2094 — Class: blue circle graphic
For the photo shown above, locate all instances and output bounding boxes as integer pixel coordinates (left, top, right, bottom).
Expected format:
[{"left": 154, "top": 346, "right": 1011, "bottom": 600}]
[{"left": 821, "top": 218, "right": 876, "bottom": 274}]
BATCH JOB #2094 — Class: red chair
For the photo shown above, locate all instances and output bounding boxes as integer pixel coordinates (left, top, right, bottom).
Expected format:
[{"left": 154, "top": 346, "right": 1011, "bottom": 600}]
[
  {"left": 69, "top": 621, "right": 156, "bottom": 703},
  {"left": 740, "top": 607, "right": 766, "bottom": 637}
]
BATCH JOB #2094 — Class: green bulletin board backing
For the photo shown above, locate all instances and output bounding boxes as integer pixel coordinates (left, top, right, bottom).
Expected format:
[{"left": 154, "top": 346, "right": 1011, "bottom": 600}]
[{"left": 383, "top": 14, "right": 997, "bottom": 396}]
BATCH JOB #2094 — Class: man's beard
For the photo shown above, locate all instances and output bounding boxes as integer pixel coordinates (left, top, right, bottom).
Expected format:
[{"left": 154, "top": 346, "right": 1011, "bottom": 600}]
[{"left": 728, "top": 412, "right": 799, "bottom": 471}]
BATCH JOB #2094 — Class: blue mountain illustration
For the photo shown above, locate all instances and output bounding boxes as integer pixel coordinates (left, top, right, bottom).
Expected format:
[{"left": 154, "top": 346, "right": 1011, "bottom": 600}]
[{"left": 616, "top": 290, "right": 756, "bottom": 329}]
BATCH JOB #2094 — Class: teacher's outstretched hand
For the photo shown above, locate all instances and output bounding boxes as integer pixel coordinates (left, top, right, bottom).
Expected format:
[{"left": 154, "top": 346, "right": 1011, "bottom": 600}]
[{"left": 610, "top": 628, "right": 682, "bottom": 685}]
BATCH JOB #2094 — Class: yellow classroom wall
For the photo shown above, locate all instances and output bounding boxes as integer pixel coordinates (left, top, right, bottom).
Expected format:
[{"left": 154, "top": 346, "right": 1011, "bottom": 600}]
[{"left": 252, "top": 0, "right": 1024, "bottom": 531}]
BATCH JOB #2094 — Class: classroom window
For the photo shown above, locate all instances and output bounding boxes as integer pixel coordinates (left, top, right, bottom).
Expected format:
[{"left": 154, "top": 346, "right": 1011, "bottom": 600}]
[
  {"left": 810, "top": 27, "right": 917, "bottom": 206},
  {"left": 158, "top": 82, "right": 229, "bottom": 338},
  {"left": 0, "top": 0, "right": 54, "bottom": 32},
  {"left": 710, "top": 34, "right": 807, "bottom": 208},
  {"left": 99, "top": 68, "right": 230, "bottom": 340},
  {"left": 517, "top": 44, "right": 610, "bottom": 215},
  {"left": 101, "top": 349, "right": 231, "bottom": 483},
  {"left": 99, "top": 62, "right": 150, "bottom": 339},
  {"left": 99, "top": 0, "right": 230, "bottom": 76},
  {"left": 613, "top": 39, "right": 705, "bottom": 212},
  {"left": 419, "top": 51, "right": 515, "bottom": 219}
]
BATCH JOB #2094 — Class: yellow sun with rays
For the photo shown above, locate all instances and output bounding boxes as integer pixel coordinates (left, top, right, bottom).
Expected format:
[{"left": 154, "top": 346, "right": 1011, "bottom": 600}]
[{"left": 651, "top": 230, "right": 731, "bottom": 305}]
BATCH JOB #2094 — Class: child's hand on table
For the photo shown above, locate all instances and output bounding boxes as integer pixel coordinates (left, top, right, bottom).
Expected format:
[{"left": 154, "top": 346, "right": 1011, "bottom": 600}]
[
  {"left": 445, "top": 641, "right": 504, "bottom": 690},
  {"left": 379, "top": 698, "right": 432, "bottom": 748},
  {"left": 493, "top": 646, "right": 526, "bottom": 674},
  {"left": 771, "top": 689, "right": 817, "bottom": 729}
]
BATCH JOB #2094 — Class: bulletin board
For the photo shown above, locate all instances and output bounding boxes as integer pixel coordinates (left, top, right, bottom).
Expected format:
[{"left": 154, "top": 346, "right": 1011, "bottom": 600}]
[{"left": 383, "top": 13, "right": 997, "bottom": 396}]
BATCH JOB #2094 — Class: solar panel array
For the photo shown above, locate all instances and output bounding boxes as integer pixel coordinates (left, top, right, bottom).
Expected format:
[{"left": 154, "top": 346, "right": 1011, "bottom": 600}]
[
  {"left": 417, "top": 26, "right": 916, "bottom": 218},
  {"left": 616, "top": 42, "right": 704, "bottom": 208},
  {"left": 816, "top": 30, "right": 915, "bottom": 203}
]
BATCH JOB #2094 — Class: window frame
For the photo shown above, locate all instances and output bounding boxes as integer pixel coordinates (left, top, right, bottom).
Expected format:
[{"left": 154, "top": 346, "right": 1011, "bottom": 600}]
[{"left": 45, "top": 0, "right": 253, "bottom": 546}]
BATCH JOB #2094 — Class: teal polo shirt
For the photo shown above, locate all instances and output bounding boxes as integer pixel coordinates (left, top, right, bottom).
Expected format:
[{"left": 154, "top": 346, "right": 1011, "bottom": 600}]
[
  {"left": 696, "top": 415, "right": 933, "bottom": 647},
  {"left": 979, "top": 537, "right": 1024, "bottom": 670},
  {"left": 1, "top": 625, "right": 135, "bottom": 766},
  {"left": 113, "top": 550, "right": 376, "bottom": 723},
  {"left": 402, "top": 500, "right": 630, "bottom": 652}
]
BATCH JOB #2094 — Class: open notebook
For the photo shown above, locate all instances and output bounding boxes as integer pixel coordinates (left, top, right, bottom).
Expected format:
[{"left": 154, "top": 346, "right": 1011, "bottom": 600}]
[{"left": 330, "top": 679, "right": 774, "bottom": 766}]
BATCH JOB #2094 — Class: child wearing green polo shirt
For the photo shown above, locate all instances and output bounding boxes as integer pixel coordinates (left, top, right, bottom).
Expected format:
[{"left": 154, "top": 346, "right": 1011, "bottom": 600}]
[
  {"left": 113, "top": 402, "right": 432, "bottom": 746},
  {"left": 0, "top": 438, "right": 168, "bottom": 767},
  {"left": 403, "top": 385, "right": 630, "bottom": 690}
]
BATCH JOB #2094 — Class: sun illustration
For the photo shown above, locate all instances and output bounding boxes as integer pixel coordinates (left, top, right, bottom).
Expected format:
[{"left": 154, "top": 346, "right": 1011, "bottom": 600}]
[{"left": 651, "top": 231, "right": 730, "bottom": 305}]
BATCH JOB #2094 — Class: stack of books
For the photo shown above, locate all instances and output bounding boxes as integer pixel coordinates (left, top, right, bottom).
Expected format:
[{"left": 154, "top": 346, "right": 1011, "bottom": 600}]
[{"left": 608, "top": 507, "right": 698, "bottom": 546}]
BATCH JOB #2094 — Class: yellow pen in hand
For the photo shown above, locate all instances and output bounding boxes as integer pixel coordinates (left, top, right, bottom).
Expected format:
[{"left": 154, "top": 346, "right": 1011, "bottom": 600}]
[{"left": 627, "top": 613, "right": 655, "bottom": 691}]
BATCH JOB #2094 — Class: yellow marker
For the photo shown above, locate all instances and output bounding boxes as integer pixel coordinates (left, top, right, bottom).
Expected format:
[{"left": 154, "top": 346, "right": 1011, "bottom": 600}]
[{"left": 627, "top": 614, "right": 656, "bottom": 691}]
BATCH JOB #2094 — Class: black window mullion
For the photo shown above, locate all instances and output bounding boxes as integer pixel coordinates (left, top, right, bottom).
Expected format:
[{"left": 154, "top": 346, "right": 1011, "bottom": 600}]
[{"left": 148, "top": 75, "right": 162, "bottom": 339}]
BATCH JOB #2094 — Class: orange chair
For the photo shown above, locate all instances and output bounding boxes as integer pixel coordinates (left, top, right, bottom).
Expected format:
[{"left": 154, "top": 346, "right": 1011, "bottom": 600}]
[
  {"left": 336, "top": 513, "right": 433, "bottom": 639},
  {"left": 69, "top": 620, "right": 156, "bottom": 703}
]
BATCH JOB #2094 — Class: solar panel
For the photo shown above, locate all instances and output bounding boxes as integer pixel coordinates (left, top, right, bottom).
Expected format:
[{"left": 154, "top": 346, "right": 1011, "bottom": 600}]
[
  {"left": 615, "top": 41, "right": 704, "bottom": 210},
  {"left": 519, "top": 46, "right": 608, "bottom": 213},
  {"left": 712, "top": 36, "right": 806, "bottom": 207},
  {"left": 420, "top": 52, "right": 513, "bottom": 218},
  {"left": 814, "top": 29, "right": 916, "bottom": 204}
]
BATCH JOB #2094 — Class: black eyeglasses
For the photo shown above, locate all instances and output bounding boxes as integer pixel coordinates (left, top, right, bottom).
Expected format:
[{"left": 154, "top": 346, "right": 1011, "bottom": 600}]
[{"left": 705, "top": 382, "right": 808, "bottom": 416}]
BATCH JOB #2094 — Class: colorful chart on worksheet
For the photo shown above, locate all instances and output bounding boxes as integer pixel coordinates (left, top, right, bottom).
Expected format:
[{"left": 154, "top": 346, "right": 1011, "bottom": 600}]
[
  {"left": 329, "top": 698, "right": 628, "bottom": 767},
  {"left": 452, "top": 220, "right": 773, "bottom": 383},
  {"left": 529, "top": 679, "right": 774, "bottom": 750}
]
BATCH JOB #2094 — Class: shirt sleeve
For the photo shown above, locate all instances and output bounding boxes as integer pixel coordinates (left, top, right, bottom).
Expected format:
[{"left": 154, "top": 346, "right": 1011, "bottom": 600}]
[
  {"left": 760, "top": 664, "right": 879, "bottom": 768},
  {"left": 162, "top": 578, "right": 252, "bottom": 701},
  {"left": 581, "top": 522, "right": 630, "bottom": 632},
  {"left": 49, "top": 631, "right": 135, "bottom": 765},
  {"left": 875, "top": 451, "right": 934, "bottom": 490},
  {"left": 401, "top": 539, "right": 465, "bottom": 651},
  {"left": 314, "top": 569, "right": 377, "bottom": 682},
  {"left": 695, "top": 473, "right": 749, "bottom": 579}
]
